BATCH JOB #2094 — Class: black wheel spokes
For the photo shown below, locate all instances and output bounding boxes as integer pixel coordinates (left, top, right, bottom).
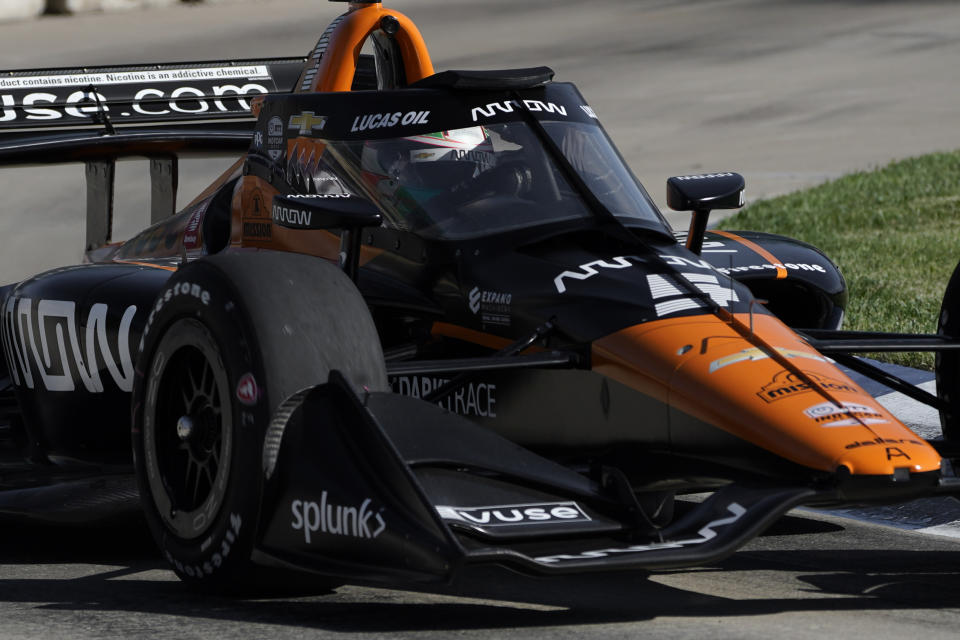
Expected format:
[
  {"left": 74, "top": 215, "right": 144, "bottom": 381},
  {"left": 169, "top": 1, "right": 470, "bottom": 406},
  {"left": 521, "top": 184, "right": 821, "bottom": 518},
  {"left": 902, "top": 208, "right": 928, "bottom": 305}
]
[
  {"left": 162, "top": 349, "right": 224, "bottom": 513},
  {"left": 145, "top": 318, "right": 235, "bottom": 542}
]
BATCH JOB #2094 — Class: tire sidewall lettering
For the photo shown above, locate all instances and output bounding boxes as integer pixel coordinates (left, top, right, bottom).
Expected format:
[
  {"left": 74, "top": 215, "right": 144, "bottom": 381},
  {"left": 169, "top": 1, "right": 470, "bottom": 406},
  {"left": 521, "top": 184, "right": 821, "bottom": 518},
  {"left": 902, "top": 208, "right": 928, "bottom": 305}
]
[{"left": 133, "top": 262, "right": 266, "bottom": 584}]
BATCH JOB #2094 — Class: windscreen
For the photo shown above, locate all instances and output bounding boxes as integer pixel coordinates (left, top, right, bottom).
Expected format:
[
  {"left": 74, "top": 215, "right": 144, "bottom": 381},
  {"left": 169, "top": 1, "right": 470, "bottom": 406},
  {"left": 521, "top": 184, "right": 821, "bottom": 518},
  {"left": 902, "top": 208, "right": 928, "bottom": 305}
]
[
  {"left": 545, "top": 121, "right": 661, "bottom": 223},
  {"left": 324, "top": 120, "right": 663, "bottom": 240},
  {"left": 260, "top": 82, "right": 670, "bottom": 241}
]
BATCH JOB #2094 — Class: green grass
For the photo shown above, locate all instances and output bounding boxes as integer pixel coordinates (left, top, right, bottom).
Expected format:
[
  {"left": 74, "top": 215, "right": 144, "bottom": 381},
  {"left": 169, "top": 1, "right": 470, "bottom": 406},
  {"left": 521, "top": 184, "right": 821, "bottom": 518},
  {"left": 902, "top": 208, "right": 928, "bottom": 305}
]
[{"left": 717, "top": 150, "right": 960, "bottom": 370}]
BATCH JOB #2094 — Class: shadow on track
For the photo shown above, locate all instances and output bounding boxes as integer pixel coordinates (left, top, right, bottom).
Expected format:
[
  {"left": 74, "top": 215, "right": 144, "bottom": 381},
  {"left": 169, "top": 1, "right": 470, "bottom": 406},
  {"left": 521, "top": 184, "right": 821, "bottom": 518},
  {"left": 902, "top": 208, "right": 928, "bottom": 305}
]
[{"left": 0, "top": 514, "right": 958, "bottom": 632}]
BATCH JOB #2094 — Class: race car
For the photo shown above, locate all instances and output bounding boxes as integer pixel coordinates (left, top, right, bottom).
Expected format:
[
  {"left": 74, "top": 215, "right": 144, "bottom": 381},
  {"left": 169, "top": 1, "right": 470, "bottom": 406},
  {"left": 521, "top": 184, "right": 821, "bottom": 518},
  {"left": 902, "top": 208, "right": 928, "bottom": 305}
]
[{"left": 1, "top": 0, "right": 959, "bottom": 591}]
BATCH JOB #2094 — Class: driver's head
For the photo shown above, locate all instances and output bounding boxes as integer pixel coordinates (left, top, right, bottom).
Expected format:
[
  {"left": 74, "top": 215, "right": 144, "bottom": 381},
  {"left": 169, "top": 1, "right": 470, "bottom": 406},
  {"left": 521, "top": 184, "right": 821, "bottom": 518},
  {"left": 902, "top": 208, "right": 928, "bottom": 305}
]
[{"left": 361, "top": 127, "right": 495, "bottom": 201}]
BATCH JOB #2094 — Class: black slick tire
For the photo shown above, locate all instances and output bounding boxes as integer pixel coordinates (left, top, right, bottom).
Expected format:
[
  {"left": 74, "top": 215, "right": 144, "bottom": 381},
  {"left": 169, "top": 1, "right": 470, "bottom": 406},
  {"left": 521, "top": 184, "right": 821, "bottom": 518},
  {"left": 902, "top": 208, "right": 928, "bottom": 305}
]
[
  {"left": 937, "top": 260, "right": 960, "bottom": 440},
  {"left": 131, "top": 251, "right": 386, "bottom": 592}
]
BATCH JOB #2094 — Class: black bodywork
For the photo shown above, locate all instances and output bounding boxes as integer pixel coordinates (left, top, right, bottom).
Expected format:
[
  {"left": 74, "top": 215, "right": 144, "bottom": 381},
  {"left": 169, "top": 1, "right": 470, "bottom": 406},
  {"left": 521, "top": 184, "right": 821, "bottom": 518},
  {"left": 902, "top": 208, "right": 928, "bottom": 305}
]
[{"left": 0, "top": 47, "right": 955, "bottom": 585}]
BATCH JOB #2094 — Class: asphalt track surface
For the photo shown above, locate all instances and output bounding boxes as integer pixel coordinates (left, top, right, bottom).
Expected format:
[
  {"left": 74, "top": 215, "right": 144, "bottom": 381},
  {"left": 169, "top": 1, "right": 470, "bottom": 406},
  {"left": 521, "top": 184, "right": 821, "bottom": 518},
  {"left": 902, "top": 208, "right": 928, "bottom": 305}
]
[{"left": 1, "top": 1, "right": 960, "bottom": 638}]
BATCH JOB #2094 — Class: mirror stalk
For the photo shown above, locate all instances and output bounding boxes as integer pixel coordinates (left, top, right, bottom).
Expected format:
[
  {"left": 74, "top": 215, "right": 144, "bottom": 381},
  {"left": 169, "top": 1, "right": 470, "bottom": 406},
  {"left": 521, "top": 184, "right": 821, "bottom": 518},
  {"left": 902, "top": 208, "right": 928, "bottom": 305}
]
[{"left": 685, "top": 208, "right": 711, "bottom": 255}]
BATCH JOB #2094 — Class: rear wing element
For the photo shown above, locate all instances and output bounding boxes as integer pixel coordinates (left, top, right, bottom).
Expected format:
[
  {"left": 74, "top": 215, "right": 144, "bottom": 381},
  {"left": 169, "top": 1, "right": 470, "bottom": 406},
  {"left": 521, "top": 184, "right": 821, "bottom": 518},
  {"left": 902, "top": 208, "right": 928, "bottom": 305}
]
[
  {"left": 0, "top": 58, "right": 305, "bottom": 251},
  {"left": 0, "top": 58, "right": 305, "bottom": 136}
]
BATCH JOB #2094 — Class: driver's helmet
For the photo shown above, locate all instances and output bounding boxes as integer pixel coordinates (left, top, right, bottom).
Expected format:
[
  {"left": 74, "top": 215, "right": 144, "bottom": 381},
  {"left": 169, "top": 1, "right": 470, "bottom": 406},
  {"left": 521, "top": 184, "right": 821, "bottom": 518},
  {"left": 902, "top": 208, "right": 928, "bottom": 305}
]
[{"left": 361, "top": 127, "right": 496, "bottom": 206}]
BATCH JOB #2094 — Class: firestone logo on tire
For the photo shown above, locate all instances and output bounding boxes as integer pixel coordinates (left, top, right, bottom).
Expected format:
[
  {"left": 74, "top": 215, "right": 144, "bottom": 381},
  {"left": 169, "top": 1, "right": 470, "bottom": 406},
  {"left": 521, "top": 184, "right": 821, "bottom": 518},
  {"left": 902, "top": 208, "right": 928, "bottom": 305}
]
[{"left": 235, "top": 373, "right": 259, "bottom": 406}]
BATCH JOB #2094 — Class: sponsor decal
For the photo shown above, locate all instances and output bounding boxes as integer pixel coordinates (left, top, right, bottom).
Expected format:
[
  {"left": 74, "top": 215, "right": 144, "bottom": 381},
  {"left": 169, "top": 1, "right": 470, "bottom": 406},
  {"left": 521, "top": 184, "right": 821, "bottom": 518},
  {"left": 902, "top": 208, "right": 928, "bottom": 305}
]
[
  {"left": 0, "top": 66, "right": 270, "bottom": 91},
  {"left": 580, "top": 105, "right": 598, "bottom": 119},
  {"left": 554, "top": 256, "right": 632, "bottom": 293},
  {"left": 253, "top": 131, "right": 263, "bottom": 148},
  {"left": 717, "top": 262, "right": 826, "bottom": 275},
  {"left": 242, "top": 221, "right": 272, "bottom": 239},
  {"left": 701, "top": 240, "right": 738, "bottom": 254},
  {"left": 250, "top": 191, "right": 267, "bottom": 216},
  {"left": 182, "top": 207, "right": 203, "bottom": 249},
  {"left": 470, "top": 99, "right": 568, "bottom": 122},
  {"left": 235, "top": 373, "right": 259, "bottom": 406},
  {"left": 757, "top": 370, "right": 856, "bottom": 403},
  {"left": 535, "top": 502, "right": 746, "bottom": 564},
  {"left": 350, "top": 110, "right": 430, "bottom": 132},
  {"left": 168, "top": 513, "right": 242, "bottom": 578},
  {"left": 553, "top": 256, "right": 740, "bottom": 315},
  {"left": 288, "top": 110, "right": 327, "bottom": 136},
  {"left": 674, "top": 172, "right": 735, "bottom": 181},
  {"left": 674, "top": 234, "right": 739, "bottom": 254},
  {"left": 267, "top": 116, "right": 283, "bottom": 136},
  {"left": 437, "top": 502, "right": 591, "bottom": 527},
  {"left": 291, "top": 492, "right": 386, "bottom": 543},
  {"left": 272, "top": 203, "right": 312, "bottom": 228},
  {"left": 266, "top": 115, "right": 284, "bottom": 161},
  {"left": 803, "top": 401, "right": 889, "bottom": 427},
  {"left": 155, "top": 282, "right": 210, "bottom": 310},
  {"left": 468, "top": 286, "right": 481, "bottom": 314},
  {"left": 411, "top": 147, "right": 496, "bottom": 172},
  {"left": 647, "top": 272, "right": 738, "bottom": 316},
  {"left": 845, "top": 436, "right": 923, "bottom": 450},
  {"left": 0, "top": 66, "right": 270, "bottom": 123},
  {"left": 467, "top": 286, "right": 511, "bottom": 326},
  {"left": 391, "top": 375, "right": 496, "bottom": 418},
  {"left": 139, "top": 281, "right": 211, "bottom": 351},
  {"left": 709, "top": 347, "right": 825, "bottom": 373},
  {"left": 243, "top": 191, "right": 272, "bottom": 240},
  {"left": 659, "top": 255, "right": 716, "bottom": 271},
  {"left": 555, "top": 256, "right": 737, "bottom": 312},
  {"left": 1, "top": 297, "right": 137, "bottom": 393},
  {"left": 287, "top": 193, "right": 350, "bottom": 198}
]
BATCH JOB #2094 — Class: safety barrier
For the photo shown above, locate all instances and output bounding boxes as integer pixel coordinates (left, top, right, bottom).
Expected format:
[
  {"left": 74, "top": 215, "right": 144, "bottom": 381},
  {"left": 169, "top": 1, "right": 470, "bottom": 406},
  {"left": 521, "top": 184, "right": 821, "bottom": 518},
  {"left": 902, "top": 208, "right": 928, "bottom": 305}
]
[
  {"left": 0, "top": 0, "right": 44, "bottom": 22},
  {"left": 1, "top": 0, "right": 207, "bottom": 22}
]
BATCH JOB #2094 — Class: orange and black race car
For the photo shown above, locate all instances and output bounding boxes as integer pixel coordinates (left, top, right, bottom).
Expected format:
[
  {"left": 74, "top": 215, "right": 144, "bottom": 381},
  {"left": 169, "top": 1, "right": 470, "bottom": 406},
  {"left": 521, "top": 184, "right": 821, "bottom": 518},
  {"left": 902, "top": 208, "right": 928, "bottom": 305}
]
[{"left": 0, "top": 0, "right": 959, "bottom": 591}]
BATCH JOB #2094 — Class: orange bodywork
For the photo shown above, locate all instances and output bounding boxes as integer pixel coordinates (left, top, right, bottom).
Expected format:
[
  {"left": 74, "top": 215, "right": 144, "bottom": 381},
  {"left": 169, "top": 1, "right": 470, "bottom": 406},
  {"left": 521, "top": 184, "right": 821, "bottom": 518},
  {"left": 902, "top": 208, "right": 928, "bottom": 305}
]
[
  {"left": 130, "top": 2, "right": 937, "bottom": 482},
  {"left": 431, "top": 322, "right": 515, "bottom": 352},
  {"left": 232, "top": 175, "right": 383, "bottom": 265},
  {"left": 309, "top": 3, "right": 435, "bottom": 93},
  {"left": 230, "top": 2, "right": 428, "bottom": 259},
  {"left": 593, "top": 312, "right": 941, "bottom": 476},
  {"left": 711, "top": 230, "right": 788, "bottom": 280}
]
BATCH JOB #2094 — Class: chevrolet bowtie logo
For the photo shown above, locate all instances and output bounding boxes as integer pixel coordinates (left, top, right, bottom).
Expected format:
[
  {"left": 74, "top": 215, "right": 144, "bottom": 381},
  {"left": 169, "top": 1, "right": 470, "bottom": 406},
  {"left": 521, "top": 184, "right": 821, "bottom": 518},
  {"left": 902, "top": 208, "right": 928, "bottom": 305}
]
[{"left": 289, "top": 111, "right": 328, "bottom": 136}]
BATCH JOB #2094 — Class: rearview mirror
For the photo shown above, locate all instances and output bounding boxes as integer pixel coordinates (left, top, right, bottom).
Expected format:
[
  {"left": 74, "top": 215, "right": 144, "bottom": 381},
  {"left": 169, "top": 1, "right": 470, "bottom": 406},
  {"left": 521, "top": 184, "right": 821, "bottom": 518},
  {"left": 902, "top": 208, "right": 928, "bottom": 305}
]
[
  {"left": 271, "top": 193, "right": 382, "bottom": 283},
  {"left": 271, "top": 193, "right": 382, "bottom": 231},
  {"left": 666, "top": 172, "right": 744, "bottom": 255},
  {"left": 666, "top": 172, "right": 745, "bottom": 212}
]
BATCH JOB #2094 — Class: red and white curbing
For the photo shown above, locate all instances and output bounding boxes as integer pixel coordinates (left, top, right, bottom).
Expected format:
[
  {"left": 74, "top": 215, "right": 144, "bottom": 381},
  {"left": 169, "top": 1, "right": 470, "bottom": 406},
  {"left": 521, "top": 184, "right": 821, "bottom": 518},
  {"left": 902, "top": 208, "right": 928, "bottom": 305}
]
[{"left": 1, "top": 0, "right": 190, "bottom": 22}]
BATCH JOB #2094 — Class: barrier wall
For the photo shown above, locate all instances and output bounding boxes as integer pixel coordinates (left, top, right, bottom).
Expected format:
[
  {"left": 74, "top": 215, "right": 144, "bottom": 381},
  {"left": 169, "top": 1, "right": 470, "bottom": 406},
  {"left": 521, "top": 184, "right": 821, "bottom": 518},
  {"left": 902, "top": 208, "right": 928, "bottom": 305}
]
[
  {"left": 1, "top": 0, "right": 205, "bottom": 22},
  {"left": 0, "top": 0, "right": 45, "bottom": 22}
]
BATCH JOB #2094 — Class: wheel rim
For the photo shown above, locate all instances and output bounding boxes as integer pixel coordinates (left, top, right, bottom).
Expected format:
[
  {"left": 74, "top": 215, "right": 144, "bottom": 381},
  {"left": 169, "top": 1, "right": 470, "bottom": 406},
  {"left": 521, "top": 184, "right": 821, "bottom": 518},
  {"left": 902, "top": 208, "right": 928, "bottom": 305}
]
[{"left": 144, "top": 319, "right": 234, "bottom": 540}]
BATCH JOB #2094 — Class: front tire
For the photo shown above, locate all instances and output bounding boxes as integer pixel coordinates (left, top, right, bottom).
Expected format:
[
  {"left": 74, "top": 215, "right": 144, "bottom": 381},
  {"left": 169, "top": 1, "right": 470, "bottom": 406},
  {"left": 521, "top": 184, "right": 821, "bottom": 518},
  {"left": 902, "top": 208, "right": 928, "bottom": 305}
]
[
  {"left": 132, "top": 251, "right": 387, "bottom": 591},
  {"left": 936, "top": 260, "right": 960, "bottom": 440}
]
